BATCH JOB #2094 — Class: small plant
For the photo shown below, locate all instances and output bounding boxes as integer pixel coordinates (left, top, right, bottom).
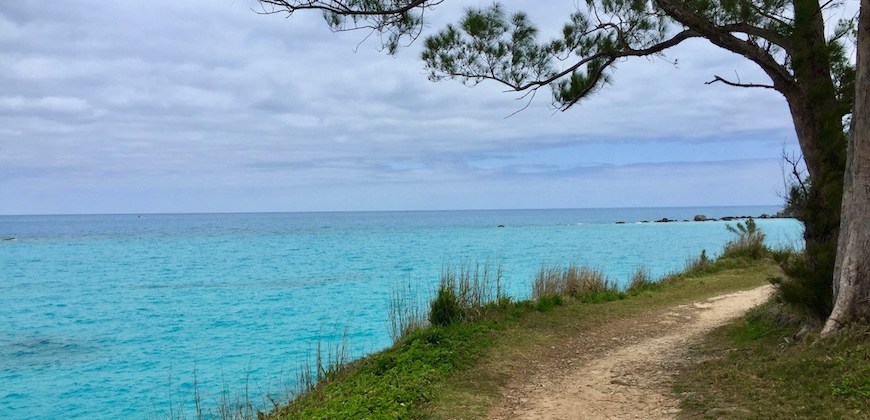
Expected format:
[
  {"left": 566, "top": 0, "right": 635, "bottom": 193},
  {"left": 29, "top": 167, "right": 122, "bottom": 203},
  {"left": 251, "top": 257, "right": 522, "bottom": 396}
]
[
  {"left": 535, "top": 294, "right": 563, "bottom": 312},
  {"left": 626, "top": 266, "right": 658, "bottom": 294},
  {"left": 722, "top": 218, "right": 767, "bottom": 259},
  {"left": 682, "top": 249, "right": 711, "bottom": 275}
]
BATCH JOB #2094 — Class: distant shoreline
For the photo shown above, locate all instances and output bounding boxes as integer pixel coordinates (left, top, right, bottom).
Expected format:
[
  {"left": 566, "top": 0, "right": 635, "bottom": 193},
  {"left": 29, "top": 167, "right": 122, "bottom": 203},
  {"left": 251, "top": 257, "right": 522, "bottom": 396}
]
[{"left": 614, "top": 212, "right": 794, "bottom": 225}]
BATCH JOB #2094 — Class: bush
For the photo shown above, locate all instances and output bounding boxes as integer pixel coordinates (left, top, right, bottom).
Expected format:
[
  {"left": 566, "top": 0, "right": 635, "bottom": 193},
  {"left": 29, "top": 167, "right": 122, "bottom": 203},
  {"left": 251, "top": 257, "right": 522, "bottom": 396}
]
[
  {"left": 428, "top": 261, "right": 507, "bottom": 326},
  {"left": 722, "top": 218, "right": 768, "bottom": 259},
  {"left": 769, "top": 247, "right": 833, "bottom": 319},
  {"left": 429, "top": 285, "right": 464, "bottom": 326}
]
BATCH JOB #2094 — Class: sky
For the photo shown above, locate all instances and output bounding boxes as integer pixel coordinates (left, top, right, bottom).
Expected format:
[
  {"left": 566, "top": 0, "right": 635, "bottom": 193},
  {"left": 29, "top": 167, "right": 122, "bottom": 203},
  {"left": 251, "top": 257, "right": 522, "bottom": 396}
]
[{"left": 1, "top": 0, "right": 852, "bottom": 215}]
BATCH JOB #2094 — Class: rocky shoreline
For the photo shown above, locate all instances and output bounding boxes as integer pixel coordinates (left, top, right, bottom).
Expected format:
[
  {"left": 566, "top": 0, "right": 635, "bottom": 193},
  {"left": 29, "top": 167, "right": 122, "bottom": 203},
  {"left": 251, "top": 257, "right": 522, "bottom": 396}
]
[{"left": 614, "top": 212, "right": 793, "bottom": 224}]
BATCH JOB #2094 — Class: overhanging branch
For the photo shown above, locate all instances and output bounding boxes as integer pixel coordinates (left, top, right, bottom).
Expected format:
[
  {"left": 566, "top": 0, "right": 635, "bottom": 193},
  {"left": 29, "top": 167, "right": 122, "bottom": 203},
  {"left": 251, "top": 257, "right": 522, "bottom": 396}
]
[
  {"left": 514, "top": 29, "right": 699, "bottom": 92},
  {"left": 705, "top": 74, "right": 776, "bottom": 90},
  {"left": 257, "top": 0, "right": 441, "bottom": 17}
]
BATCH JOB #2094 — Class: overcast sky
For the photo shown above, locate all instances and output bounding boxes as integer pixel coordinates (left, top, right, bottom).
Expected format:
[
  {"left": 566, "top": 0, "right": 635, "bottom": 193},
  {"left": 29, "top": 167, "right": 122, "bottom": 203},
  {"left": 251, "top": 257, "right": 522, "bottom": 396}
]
[{"left": 2, "top": 0, "right": 848, "bottom": 215}]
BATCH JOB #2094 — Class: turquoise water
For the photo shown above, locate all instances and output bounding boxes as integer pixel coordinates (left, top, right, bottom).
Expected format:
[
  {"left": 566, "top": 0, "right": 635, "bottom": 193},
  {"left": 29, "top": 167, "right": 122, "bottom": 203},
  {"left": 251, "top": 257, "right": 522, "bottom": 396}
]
[{"left": 0, "top": 207, "right": 802, "bottom": 418}]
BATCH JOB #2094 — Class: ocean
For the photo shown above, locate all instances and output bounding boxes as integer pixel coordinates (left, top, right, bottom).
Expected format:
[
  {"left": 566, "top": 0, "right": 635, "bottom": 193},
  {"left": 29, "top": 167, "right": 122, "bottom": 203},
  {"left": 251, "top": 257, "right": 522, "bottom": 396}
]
[{"left": 0, "top": 207, "right": 803, "bottom": 418}]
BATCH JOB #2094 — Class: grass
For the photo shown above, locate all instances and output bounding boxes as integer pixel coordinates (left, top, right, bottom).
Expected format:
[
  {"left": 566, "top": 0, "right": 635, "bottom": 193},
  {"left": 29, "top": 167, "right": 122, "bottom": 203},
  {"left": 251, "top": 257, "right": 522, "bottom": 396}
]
[
  {"left": 266, "top": 252, "right": 781, "bottom": 419},
  {"left": 532, "top": 264, "right": 623, "bottom": 304},
  {"left": 428, "top": 261, "right": 507, "bottom": 327},
  {"left": 674, "top": 302, "right": 870, "bottom": 419}
]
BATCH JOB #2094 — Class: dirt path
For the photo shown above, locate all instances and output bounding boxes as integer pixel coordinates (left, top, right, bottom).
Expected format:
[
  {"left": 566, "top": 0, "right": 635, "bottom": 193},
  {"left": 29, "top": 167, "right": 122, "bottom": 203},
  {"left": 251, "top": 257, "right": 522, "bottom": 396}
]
[{"left": 489, "top": 285, "right": 773, "bottom": 419}]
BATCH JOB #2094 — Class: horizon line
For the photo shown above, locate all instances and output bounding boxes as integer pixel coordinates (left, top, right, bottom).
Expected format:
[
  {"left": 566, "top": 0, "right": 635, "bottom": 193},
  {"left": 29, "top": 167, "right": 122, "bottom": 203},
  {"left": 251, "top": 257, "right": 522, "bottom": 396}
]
[{"left": 0, "top": 204, "right": 785, "bottom": 218}]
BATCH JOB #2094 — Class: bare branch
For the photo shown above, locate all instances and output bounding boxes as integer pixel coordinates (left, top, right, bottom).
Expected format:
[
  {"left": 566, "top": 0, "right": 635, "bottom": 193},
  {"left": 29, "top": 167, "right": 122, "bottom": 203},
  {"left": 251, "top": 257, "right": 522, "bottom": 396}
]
[
  {"left": 782, "top": 150, "right": 810, "bottom": 196},
  {"left": 504, "top": 89, "right": 538, "bottom": 119},
  {"left": 705, "top": 74, "right": 776, "bottom": 90}
]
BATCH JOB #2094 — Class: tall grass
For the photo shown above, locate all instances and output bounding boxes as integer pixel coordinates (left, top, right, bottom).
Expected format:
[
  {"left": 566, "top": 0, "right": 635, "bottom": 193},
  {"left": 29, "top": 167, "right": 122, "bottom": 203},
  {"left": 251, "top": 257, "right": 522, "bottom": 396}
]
[
  {"left": 387, "top": 279, "right": 427, "bottom": 343},
  {"left": 429, "top": 261, "right": 508, "bottom": 326},
  {"left": 625, "top": 266, "right": 659, "bottom": 294},
  {"left": 154, "top": 367, "right": 268, "bottom": 420},
  {"left": 532, "top": 263, "right": 622, "bottom": 303},
  {"left": 683, "top": 249, "right": 711, "bottom": 274},
  {"left": 294, "top": 327, "right": 351, "bottom": 395}
]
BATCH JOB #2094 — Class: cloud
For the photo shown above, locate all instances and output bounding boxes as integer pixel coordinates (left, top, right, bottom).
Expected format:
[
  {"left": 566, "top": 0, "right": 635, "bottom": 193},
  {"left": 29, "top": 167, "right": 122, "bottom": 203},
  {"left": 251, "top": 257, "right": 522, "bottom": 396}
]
[
  {"left": 0, "top": 0, "right": 802, "bottom": 214},
  {"left": 0, "top": 95, "right": 93, "bottom": 113}
]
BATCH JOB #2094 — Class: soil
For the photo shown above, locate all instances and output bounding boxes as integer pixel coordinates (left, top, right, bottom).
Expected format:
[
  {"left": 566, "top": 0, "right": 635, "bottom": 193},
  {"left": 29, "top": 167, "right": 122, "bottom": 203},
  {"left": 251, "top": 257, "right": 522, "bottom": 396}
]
[{"left": 488, "top": 285, "right": 773, "bottom": 419}]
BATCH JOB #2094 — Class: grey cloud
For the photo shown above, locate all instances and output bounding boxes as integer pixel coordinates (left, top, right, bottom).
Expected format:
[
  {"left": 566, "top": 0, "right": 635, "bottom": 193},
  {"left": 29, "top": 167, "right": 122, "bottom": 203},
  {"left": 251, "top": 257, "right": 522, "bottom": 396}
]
[{"left": 0, "top": 0, "right": 799, "bottom": 214}]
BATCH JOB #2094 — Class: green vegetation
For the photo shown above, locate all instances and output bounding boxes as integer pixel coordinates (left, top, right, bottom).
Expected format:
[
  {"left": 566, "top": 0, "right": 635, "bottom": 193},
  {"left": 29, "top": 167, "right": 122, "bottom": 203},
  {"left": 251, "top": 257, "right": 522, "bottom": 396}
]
[
  {"left": 532, "top": 264, "right": 623, "bottom": 304},
  {"left": 770, "top": 245, "right": 835, "bottom": 319},
  {"left": 722, "top": 218, "right": 766, "bottom": 260},
  {"left": 266, "top": 224, "right": 785, "bottom": 419},
  {"left": 675, "top": 302, "right": 870, "bottom": 419},
  {"left": 429, "top": 262, "right": 507, "bottom": 327}
]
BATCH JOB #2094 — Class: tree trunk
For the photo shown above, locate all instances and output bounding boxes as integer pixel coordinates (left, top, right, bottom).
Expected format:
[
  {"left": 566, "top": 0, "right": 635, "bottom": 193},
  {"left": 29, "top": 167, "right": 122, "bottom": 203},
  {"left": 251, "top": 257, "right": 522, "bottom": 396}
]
[
  {"left": 656, "top": 1, "right": 847, "bottom": 317},
  {"left": 822, "top": 0, "right": 870, "bottom": 334},
  {"left": 774, "top": 0, "right": 849, "bottom": 318}
]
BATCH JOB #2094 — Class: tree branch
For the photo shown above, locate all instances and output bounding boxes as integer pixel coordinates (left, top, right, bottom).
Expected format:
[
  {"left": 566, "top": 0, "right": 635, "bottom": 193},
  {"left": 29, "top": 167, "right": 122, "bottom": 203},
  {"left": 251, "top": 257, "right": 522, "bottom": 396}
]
[
  {"left": 705, "top": 74, "right": 776, "bottom": 90},
  {"left": 719, "top": 22, "right": 794, "bottom": 55},
  {"left": 656, "top": 0, "right": 795, "bottom": 95},
  {"left": 257, "top": 0, "right": 441, "bottom": 17},
  {"left": 513, "top": 29, "right": 698, "bottom": 92}
]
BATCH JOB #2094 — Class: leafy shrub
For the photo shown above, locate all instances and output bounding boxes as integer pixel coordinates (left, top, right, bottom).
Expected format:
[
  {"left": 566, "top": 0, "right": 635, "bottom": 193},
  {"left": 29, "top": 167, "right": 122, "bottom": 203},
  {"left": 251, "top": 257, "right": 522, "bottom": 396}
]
[{"left": 722, "top": 218, "right": 768, "bottom": 259}]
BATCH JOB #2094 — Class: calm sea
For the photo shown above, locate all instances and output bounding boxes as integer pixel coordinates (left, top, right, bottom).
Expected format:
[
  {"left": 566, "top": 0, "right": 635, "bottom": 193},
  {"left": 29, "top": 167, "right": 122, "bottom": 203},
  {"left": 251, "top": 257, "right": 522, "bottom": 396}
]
[{"left": 0, "top": 207, "right": 802, "bottom": 418}]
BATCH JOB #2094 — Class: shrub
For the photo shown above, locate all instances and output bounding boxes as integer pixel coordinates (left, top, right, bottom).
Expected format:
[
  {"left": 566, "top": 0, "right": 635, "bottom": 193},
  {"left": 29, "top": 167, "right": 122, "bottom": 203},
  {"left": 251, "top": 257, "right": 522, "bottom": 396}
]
[
  {"left": 722, "top": 218, "right": 768, "bottom": 259},
  {"left": 769, "top": 247, "right": 833, "bottom": 319},
  {"left": 429, "top": 285, "right": 463, "bottom": 326}
]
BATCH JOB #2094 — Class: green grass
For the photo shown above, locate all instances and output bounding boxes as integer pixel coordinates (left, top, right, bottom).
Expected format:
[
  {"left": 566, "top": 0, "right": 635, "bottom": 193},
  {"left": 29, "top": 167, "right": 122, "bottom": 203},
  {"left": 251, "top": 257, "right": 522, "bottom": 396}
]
[
  {"left": 674, "top": 303, "right": 870, "bottom": 419},
  {"left": 267, "top": 255, "right": 780, "bottom": 419},
  {"left": 267, "top": 311, "right": 521, "bottom": 419}
]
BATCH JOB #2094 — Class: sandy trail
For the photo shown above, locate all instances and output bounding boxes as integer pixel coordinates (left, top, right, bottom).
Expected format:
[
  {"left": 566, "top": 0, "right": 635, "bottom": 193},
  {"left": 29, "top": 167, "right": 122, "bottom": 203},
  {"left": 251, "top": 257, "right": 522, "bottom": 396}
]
[{"left": 489, "top": 285, "right": 772, "bottom": 419}]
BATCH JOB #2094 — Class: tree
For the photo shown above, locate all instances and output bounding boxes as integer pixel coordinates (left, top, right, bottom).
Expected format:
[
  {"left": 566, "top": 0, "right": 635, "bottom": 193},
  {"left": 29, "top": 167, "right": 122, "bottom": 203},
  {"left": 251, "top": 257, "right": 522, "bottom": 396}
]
[
  {"left": 257, "top": 1, "right": 862, "bottom": 326},
  {"left": 823, "top": 0, "right": 869, "bottom": 334}
]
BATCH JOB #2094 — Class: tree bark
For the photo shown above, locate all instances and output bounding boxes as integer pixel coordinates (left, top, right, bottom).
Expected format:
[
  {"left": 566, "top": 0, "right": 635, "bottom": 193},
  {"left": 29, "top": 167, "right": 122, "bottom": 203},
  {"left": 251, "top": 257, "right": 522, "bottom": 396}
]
[{"left": 822, "top": 0, "right": 870, "bottom": 334}]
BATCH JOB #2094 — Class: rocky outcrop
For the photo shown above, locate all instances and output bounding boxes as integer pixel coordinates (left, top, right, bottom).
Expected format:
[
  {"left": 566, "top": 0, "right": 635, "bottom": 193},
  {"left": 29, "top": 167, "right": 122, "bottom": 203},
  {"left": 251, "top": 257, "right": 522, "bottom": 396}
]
[{"left": 614, "top": 213, "right": 793, "bottom": 225}]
